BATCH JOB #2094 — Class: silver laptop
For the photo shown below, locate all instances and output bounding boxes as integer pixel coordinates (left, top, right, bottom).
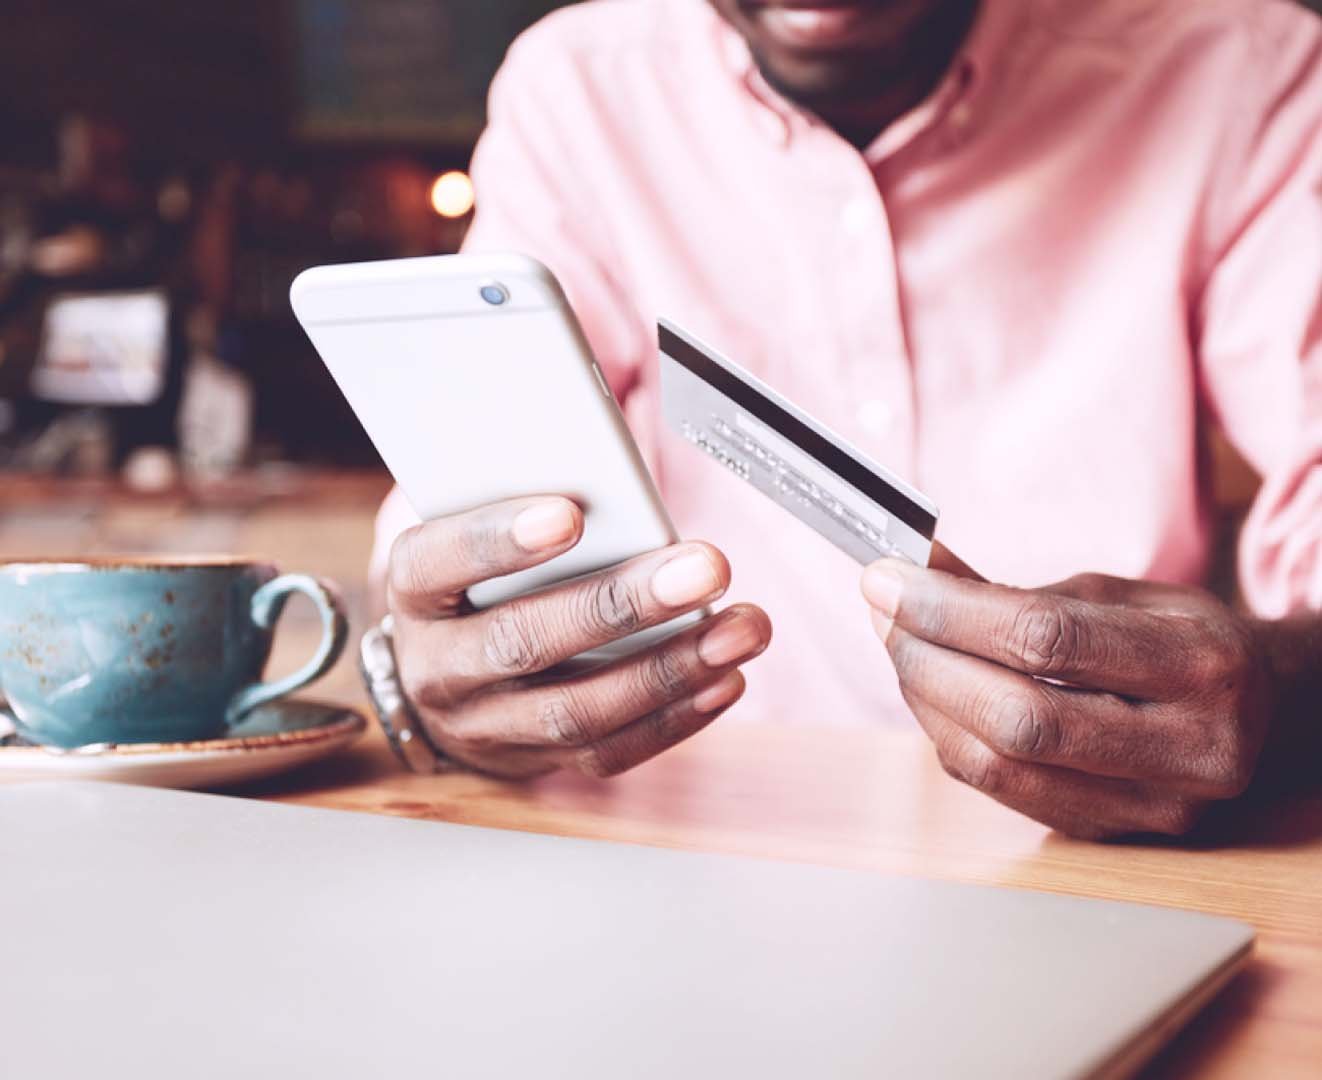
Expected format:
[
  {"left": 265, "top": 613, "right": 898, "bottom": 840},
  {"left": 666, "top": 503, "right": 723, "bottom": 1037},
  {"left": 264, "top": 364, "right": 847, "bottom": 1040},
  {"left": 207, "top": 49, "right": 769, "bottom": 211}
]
[{"left": 0, "top": 782, "right": 1251, "bottom": 1079}]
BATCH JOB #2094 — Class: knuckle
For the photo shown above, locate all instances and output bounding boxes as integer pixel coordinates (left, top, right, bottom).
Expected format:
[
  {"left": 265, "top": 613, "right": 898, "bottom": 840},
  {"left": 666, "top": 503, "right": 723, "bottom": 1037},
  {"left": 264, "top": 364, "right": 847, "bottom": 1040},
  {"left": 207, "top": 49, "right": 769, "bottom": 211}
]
[
  {"left": 481, "top": 606, "right": 543, "bottom": 676},
  {"left": 983, "top": 689, "right": 1057, "bottom": 759},
  {"left": 419, "top": 717, "right": 464, "bottom": 761},
  {"left": 887, "top": 629, "right": 926, "bottom": 683},
  {"left": 1201, "top": 744, "right": 1254, "bottom": 799},
  {"left": 886, "top": 627, "right": 911, "bottom": 670},
  {"left": 1009, "top": 597, "right": 1083, "bottom": 677},
  {"left": 537, "top": 689, "right": 593, "bottom": 749},
  {"left": 447, "top": 725, "right": 496, "bottom": 758},
  {"left": 1207, "top": 626, "right": 1249, "bottom": 672},
  {"left": 1063, "top": 573, "right": 1111, "bottom": 601},
  {"left": 454, "top": 517, "right": 508, "bottom": 579},
  {"left": 1184, "top": 703, "right": 1257, "bottom": 798},
  {"left": 395, "top": 639, "right": 451, "bottom": 711},
  {"left": 1059, "top": 820, "right": 1119, "bottom": 842},
  {"left": 965, "top": 745, "right": 1006, "bottom": 793},
  {"left": 1187, "top": 645, "right": 1225, "bottom": 686},
  {"left": 575, "top": 740, "right": 624, "bottom": 778},
  {"left": 936, "top": 747, "right": 967, "bottom": 783},
  {"left": 636, "top": 647, "right": 692, "bottom": 703},
  {"left": 1226, "top": 634, "right": 1256, "bottom": 682},
  {"left": 425, "top": 707, "right": 497, "bottom": 760},
  {"left": 911, "top": 591, "right": 957, "bottom": 648},
  {"left": 1152, "top": 799, "right": 1204, "bottom": 837},
  {"left": 943, "top": 739, "right": 1005, "bottom": 794},
  {"left": 389, "top": 530, "right": 433, "bottom": 600},
  {"left": 398, "top": 663, "right": 445, "bottom": 712},
  {"left": 642, "top": 700, "right": 686, "bottom": 746},
  {"left": 1222, "top": 756, "right": 1255, "bottom": 798},
  {"left": 577, "top": 575, "right": 646, "bottom": 638},
  {"left": 1186, "top": 622, "right": 1255, "bottom": 693},
  {"left": 895, "top": 682, "right": 926, "bottom": 723},
  {"left": 576, "top": 701, "right": 687, "bottom": 780}
]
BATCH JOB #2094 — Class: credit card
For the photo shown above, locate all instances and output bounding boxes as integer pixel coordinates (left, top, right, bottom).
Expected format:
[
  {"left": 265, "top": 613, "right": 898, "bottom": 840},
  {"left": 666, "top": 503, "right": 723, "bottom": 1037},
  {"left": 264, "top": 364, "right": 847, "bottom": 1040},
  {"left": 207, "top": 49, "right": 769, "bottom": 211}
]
[{"left": 658, "top": 319, "right": 938, "bottom": 566}]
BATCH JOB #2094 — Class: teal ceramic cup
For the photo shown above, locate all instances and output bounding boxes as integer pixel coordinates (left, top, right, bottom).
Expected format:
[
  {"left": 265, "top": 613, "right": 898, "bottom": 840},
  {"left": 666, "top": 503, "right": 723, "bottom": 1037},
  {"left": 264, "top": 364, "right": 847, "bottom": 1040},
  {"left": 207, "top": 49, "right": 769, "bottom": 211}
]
[{"left": 0, "top": 558, "right": 349, "bottom": 749}]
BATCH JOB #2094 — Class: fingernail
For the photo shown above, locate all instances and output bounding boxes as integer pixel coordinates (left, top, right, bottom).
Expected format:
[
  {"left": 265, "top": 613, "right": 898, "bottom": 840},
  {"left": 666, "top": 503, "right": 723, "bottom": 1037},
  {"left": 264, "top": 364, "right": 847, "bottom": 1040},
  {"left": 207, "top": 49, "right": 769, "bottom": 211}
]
[
  {"left": 512, "top": 500, "right": 577, "bottom": 552},
  {"left": 693, "top": 671, "right": 744, "bottom": 714},
  {"left": 861, "top": 560, "right": 904, "bottom": 617},
  {"left": 651, "top": 550, "right": 722, "bottom": 608},
  {"left": 699, "top": 613, "right": 766, "bottom": 668}
]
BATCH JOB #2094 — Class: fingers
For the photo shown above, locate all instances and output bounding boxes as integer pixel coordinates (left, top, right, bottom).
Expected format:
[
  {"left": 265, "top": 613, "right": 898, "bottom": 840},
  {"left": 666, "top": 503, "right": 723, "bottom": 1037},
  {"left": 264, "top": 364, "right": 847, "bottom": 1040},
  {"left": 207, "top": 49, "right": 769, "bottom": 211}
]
[
  {"left": 572, "top": 670, "right": 747, "bottom": 778},
  {"left": 389, "top": 496, "right": 583, "bottom": 617},
  {"left": 903, "top": 693, "right": 1206, "bottom": 840},
  {"left": 432, "top": 671, "right": 748, "bottom": 781},
  {"left": 406, "top": 542, "right": 734, "bottom": 699},
  {"left": 862, "top": 559, "right": 1189, "bottom": 698},
  {"left": 441, "top": 605, "right": 771, "bottom": 757},
  {"left": 882, "top": 623, "right": 1230, "bottom": 793},
  {"left": 388, "top": 500, "right": 764, "bottom": 783}
]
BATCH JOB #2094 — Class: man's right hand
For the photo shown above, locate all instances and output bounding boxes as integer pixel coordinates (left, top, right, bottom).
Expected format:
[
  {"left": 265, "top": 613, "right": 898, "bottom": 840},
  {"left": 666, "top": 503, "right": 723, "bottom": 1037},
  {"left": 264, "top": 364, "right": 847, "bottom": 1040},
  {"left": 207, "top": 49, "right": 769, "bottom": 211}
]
[{"left": 387, "top": 496, "right": 771, "bottom": 779}]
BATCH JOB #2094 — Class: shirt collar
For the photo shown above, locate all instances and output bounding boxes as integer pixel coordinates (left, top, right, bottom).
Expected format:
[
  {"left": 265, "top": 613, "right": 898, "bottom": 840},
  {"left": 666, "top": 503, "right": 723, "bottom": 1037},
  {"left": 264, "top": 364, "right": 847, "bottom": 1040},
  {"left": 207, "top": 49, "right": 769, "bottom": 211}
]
[{"left": 708, "top": 1, "right": 1031, "bottom": 160}]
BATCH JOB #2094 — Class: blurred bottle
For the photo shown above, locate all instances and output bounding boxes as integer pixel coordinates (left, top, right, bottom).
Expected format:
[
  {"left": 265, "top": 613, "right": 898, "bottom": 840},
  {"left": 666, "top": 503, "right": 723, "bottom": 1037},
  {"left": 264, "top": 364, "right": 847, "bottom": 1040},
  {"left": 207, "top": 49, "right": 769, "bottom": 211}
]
[{"left": 177, "top": 307, "right": 252, "bottom": 478}]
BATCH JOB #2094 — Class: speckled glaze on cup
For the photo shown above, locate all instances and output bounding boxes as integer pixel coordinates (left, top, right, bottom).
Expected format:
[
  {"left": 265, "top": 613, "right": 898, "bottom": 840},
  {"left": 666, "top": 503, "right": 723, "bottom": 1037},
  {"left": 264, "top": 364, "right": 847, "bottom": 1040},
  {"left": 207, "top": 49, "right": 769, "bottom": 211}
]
[{"left": 0, "top": 557, "right": 348, "bottom": 749}]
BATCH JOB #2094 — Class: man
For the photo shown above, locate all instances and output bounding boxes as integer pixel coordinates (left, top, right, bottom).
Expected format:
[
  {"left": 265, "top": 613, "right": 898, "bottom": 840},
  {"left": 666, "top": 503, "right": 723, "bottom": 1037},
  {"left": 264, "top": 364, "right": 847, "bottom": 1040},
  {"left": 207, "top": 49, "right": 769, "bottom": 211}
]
[{"left": 369, "top": 0, "right": 1322, "bottom": 838}]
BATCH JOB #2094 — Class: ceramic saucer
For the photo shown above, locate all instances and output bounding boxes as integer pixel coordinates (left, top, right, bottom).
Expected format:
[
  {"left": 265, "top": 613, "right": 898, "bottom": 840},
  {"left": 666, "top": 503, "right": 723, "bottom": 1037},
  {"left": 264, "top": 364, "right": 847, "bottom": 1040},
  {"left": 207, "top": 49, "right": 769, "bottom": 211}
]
[{"left": 0, "top": 699, "right": 366, "bottom": 789}]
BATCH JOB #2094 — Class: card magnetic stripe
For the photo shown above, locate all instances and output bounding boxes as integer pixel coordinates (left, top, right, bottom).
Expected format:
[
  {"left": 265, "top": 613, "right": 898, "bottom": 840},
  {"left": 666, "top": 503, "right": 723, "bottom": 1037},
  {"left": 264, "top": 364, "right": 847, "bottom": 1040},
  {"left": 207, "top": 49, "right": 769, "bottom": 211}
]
[{"left": 657, "top": 322, "right": 937, "bottom": 540}]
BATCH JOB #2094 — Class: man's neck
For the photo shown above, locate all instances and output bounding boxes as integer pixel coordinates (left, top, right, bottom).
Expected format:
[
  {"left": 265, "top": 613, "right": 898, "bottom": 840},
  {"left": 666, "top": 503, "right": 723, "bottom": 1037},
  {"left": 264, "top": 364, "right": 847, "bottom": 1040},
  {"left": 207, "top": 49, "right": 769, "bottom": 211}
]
[{"left": 760, "top": 0, "right": 981, "bottom": 150}]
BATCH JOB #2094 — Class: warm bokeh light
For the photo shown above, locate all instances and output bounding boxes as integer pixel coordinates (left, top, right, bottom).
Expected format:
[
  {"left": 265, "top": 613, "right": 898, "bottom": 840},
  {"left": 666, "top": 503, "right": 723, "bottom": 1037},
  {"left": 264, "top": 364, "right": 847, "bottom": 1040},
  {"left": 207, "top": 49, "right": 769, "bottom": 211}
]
[{"left": 430, "top": 170, "right": 475, "bottom": 218}]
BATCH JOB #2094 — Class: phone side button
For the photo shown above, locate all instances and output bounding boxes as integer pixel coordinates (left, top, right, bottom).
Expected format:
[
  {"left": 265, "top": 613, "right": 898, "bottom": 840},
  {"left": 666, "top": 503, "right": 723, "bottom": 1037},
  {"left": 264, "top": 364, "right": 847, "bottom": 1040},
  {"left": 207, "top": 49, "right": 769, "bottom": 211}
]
[{"left": 591, "top": 363, "right": 612, "bottom": 399}]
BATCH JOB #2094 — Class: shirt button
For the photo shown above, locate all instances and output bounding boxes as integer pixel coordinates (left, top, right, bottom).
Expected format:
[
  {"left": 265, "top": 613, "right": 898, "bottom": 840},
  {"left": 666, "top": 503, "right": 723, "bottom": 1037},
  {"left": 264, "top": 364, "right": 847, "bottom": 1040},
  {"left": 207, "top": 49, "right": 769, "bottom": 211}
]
[
  {"left": 840, "top": 197, "right": 874, "bottom": 235},
  {"left": 856, "top": 399, "right": 893, "bottom": 435}
]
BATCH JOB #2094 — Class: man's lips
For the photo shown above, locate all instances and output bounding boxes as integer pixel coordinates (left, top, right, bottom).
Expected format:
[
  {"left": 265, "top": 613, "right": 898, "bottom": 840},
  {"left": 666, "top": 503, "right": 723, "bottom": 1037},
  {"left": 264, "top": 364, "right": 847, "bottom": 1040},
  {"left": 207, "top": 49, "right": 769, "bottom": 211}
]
[{"left": 748, "top": 3, "right": 876, "bottom": 49}]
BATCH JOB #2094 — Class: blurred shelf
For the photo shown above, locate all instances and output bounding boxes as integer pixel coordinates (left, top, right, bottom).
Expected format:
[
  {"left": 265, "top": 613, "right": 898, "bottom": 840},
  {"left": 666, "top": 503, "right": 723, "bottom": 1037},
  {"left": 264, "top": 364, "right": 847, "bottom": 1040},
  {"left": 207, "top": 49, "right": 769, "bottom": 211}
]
[{"left": 0, "top": 467, "right": 393, "bottom": 510}]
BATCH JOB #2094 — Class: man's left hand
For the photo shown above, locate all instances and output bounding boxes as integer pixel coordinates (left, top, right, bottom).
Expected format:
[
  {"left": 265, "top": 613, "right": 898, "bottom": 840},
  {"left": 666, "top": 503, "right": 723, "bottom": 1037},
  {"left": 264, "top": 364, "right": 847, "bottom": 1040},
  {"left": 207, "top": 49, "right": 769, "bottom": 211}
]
[{"left": 861, "top": 560, "right": 1277, "bottom": 839}]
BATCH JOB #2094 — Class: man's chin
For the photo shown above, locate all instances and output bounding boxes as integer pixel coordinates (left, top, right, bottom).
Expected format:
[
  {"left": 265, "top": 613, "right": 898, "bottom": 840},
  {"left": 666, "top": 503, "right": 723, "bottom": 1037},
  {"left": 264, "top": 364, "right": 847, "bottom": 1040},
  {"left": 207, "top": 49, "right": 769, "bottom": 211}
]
[
  {"left": 729, "top": 0, "right": 951, "bottom": 106},
  {"left": 753, "top": 50, "right": 906, "bottom": 109}
]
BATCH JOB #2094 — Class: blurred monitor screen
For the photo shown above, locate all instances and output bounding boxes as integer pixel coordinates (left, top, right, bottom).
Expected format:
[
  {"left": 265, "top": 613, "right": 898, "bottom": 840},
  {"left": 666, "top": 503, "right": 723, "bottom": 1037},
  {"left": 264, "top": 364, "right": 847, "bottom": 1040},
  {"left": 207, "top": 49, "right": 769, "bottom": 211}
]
[
  {"left": 31, "top": 291, "right": 170, "bottom": 407},
  {"left": 294, "top": 0, "right": 575, "bottom": 143}
]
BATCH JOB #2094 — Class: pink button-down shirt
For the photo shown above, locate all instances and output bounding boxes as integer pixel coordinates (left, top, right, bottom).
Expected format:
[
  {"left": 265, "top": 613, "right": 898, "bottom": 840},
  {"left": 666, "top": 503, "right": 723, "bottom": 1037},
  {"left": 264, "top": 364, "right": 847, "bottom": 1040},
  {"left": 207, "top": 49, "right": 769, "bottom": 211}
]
[{"left": 376, "top": 0, "right": 1322, "bottom": 726}]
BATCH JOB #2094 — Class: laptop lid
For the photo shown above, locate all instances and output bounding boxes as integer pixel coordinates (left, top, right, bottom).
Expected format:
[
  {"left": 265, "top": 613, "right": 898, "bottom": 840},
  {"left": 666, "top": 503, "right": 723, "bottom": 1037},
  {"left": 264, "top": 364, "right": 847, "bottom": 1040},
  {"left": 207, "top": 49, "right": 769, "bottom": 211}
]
[{"left": 0, "top": 782, "right": 1251, "bottom": 1079}]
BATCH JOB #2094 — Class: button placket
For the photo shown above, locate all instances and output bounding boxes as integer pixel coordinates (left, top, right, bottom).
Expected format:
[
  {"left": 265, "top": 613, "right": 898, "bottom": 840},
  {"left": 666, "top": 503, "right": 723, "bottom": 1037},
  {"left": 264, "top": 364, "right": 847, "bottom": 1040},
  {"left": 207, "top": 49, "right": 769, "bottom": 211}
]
[{"left": 829, "top": 165, "right": 915, "bottom": 474}]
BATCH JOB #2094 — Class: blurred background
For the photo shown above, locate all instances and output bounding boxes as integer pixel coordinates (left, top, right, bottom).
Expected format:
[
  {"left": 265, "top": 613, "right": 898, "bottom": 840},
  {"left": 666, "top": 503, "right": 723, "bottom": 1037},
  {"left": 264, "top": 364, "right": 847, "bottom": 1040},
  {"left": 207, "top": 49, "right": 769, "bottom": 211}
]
[
  {"left": 0, "top": 0, "right": 573, "bottom": 483},
  {"left": 0, "top": 0, "right": 574, "bottom": 690},
  {"left": 0, "top": 0, "right": 1308, "bottom": 670},
  {"left": 3, "top": 0, "right": 1316, "bottom": 493}
]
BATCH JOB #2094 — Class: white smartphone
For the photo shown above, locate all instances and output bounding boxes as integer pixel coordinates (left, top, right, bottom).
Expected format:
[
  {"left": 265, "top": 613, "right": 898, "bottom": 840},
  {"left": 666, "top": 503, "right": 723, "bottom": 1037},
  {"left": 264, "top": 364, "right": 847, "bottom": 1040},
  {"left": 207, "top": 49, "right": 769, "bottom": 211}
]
[{"left": 291, "top": 253, "right": 689, "bottom": 645}]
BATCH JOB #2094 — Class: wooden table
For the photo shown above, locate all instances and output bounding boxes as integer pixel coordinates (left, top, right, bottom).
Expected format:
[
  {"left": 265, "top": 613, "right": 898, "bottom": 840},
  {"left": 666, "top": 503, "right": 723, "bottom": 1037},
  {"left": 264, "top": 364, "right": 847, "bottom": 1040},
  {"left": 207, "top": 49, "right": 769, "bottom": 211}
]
[
  {"left": 243, "top": 717, "right": 1322, "bottom": 1079},
  {"left": 3, "top": 473, "right": 1314, "bottom": 1074}
]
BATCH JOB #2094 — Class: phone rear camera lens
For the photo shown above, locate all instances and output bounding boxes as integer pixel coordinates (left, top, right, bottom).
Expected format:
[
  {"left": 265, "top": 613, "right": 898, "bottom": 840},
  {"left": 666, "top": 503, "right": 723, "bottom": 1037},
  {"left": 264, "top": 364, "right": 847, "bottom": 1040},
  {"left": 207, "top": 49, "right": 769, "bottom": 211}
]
[{"left": 480, "top": 283, "right": 509, "bottom": 306}]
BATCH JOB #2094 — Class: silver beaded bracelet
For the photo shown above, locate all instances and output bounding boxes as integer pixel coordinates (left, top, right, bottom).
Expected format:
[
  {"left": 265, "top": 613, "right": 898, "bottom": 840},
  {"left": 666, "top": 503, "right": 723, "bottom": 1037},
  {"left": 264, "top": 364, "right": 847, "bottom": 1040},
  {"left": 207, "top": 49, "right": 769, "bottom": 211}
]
[{"left": 358, "top": 615, "right": 453, "bottom": 774}]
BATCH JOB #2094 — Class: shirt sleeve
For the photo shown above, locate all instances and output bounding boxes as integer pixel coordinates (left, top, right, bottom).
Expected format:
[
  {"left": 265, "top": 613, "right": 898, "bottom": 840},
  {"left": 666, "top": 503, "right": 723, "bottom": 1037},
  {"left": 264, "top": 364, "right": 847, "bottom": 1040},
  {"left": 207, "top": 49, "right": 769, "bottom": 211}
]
[
  {"left": 1195, "top": 20, "right": 1322, "bottom": 618},
  {"left": 369, "top": 24, "right": 650, "bottom": 577}
]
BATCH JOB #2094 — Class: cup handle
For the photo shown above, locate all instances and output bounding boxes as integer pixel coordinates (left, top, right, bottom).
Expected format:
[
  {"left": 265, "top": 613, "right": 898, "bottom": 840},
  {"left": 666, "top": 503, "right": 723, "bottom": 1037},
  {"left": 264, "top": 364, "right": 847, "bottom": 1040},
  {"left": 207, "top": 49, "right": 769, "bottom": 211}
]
[{"left": 224, "top": 574, "right": 349, "bottom": 727}]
